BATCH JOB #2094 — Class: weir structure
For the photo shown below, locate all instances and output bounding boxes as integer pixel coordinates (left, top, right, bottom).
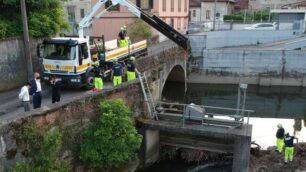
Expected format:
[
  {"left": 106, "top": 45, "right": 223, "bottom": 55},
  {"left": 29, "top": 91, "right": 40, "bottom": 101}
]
[{"left": 136, "top": 42, "right": 254, "bottom": 172}]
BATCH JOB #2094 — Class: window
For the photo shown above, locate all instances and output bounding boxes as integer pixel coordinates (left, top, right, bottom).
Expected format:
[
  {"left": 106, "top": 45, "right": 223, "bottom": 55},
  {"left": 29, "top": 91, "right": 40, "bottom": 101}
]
[
  {"left": 162, "top": 0, "right": 166, "bottom": 11},
  {"left": 170, "top": 18, "right": 174, "bottom": 27},
  {"left": 184, "top": 0, "right": 187, "bottom": 12},
  {"left": 178, "top": 0, "right": 181, "bottom": 12},
  {"left": 171, "top": 0, "right": 174, "bottom": 12},
  {"left": 67, "top": 6, "right": 75, "bottom": 22},
  {"left": 137, "top": 0, "right": 153, "bottom": 10},
  {"left": 149, "top": 0, "right": 153, "bottom": 9},
  {"left": 193, "top": 10, "right": 196, "bottom": 17},
  {"left": 80, "top": 9, "right": 85, "bottom": 18},
  {"left": 206, "top": 10, "right": 210, "bottom": 20},
  {"left": 105, "top": 1, "right": 120, "bottom": 11},
  {"left": 44, "top": 44, "right": 76, "bottom": 61},
  {"left": 136, "top": 0, "right": 141, "bottom": 7}
]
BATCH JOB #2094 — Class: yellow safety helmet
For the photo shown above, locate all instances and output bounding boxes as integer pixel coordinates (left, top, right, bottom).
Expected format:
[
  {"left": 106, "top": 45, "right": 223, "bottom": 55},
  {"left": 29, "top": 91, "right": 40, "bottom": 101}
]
[
  {"left": 120, "top": 27, "right": 124, "bottom": 31},
  {"left": 277, "top": 123, "right": 282, "bottom": 128},
  {"left": 123, "top": 25, "right": 127, "bottom": 29},
  {"left": 130, "top": 56, "right": 135, "bottom": 61}
]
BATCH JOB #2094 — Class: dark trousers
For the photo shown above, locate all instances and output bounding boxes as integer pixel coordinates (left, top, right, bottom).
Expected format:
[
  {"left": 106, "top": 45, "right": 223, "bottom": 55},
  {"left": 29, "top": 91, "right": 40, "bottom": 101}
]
[
  {"left": 52, "top": 96, "right": 60, "bottom": 104},
  {"left": 33, "top": 92, "right": 41, "bottom": 109}
]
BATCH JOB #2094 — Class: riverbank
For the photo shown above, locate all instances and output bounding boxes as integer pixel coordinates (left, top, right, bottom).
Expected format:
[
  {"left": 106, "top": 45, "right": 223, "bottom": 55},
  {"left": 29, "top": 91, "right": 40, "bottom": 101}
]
[
  {"left": 250, "top": 143, "right": 306, "bottom": 172},
  {"left": 137, "top": 143, "right": 306, "bottom": 172}
]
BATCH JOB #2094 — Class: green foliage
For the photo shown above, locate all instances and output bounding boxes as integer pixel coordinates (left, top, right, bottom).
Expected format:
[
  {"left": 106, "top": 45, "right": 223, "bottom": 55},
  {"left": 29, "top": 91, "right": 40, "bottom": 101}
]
[
  {"left": 9, "top": 120, "right": 68, "bottom": 172},
  {"left": 254, "top": 11, "right": 270, "bottom": 21},
  {"left": 223, "top": 15, "right": 244, "bottom": 21},
  {"left": 79, "top": 99, "right": 143, "bottom": 169},
  {"left": 0, "top": 0, "right": 69, "bottom": 38},
  {"left": 224, "top": 10, "right": 270, "bottom": 22},
  {"left": 128, "top": 19, "right": 153, "bottom": 42}
]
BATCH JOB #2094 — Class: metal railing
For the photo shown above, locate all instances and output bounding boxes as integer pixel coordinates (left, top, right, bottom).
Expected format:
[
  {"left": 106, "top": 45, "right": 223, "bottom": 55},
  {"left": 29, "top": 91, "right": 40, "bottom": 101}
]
[{"left": 156, "top": 101, "right": 254, "bottom": 127}]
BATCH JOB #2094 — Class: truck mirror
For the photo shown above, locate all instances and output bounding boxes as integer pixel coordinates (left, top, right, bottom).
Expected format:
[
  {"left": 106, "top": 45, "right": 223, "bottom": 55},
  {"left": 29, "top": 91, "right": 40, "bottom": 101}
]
[{"left": 36, "top": 44, "right": 44, "bottom": 58}]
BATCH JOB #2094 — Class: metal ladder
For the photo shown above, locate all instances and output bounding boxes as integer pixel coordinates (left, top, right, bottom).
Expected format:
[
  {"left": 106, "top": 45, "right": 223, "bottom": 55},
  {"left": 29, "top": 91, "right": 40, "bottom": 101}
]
[{"left": 138, "top": 72, "right": 158, "bottom": 120}]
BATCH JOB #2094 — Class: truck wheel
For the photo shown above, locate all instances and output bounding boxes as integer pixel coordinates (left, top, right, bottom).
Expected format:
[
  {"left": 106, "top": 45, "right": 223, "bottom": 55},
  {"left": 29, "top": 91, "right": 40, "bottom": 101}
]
[{"left": 85, "top": 72, "right": 95, "bottom": 90}]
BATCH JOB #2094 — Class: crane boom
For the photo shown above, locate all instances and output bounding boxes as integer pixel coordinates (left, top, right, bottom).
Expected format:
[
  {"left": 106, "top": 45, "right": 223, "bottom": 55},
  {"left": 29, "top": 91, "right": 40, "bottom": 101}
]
[{"left": 78, "top": 0, "right": 188, "bottom": 50}]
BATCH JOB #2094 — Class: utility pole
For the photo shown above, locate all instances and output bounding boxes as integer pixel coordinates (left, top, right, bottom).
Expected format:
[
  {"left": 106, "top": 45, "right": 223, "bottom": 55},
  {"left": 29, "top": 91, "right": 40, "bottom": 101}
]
[
  {"left": 213, "top": 0, "right": 217, "bottom": 31},
  {"left": 21, "top": 0, "right": 33, "bottom": 80}
]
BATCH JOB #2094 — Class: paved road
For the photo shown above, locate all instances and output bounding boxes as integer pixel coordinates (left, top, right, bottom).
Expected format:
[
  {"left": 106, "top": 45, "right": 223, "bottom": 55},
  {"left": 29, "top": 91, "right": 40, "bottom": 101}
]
[
  {"left": 0, "top": 83, "right": 113, "bottom": 122},
  {"left": 218, "top": 36, "right": 306, "bottom": 50}
]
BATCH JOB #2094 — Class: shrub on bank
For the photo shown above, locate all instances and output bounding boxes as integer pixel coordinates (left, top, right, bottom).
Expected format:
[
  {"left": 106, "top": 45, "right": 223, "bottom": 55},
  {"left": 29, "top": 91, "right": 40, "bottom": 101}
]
[{"left": 79, "top": 99, "right": 143, "bottom": 170}]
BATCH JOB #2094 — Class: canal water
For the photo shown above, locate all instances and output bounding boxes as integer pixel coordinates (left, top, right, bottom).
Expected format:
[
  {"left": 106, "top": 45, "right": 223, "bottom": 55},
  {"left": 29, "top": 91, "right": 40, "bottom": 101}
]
[{"left": 142, "top": 82, "right": 306, "bottom": 171}]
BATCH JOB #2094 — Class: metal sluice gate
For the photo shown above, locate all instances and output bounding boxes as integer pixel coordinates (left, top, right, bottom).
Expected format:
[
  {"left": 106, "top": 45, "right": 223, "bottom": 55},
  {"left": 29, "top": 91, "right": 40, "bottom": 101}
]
[{"left": 155, "top": 102, "right": 254, "bottom": 128}]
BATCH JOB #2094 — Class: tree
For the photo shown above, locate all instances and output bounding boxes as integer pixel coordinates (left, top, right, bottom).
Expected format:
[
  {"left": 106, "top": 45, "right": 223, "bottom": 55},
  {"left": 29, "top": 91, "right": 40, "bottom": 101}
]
[
  {"left": 128, "top": 19, "right": 153, "bottom": 42},
  {"left": 9, "top": 120, "right": 68, "bottom": 172},
  {"left": 79, "top": 99, "right": 143, "bottom": 170},
  {"left": 254, "top": 10, "right": 270, "bottom": 21},
  {"left": 0, "top": 0, "right": 69, "bottom": 38}
]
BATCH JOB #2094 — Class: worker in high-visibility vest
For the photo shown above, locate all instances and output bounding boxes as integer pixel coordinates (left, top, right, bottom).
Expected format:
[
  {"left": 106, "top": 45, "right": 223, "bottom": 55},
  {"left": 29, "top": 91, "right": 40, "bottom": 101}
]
[
  {"left": 112, "top": 58, "right": 123, "bottom": 86},
  {"left": 284, "top": 132, "right": 298, "bottom": 164},
  {"left": 118, "top": 26, "right": 129, "bottom": 48},
  {"left": 93, "top": 61, "right": 103, "bottom": 90},
  {"left": 276, "top": 123, "right": 285, "bottom": 152},
  {"left": 126, "top": 56, "right": 138, "bottom": 81}
]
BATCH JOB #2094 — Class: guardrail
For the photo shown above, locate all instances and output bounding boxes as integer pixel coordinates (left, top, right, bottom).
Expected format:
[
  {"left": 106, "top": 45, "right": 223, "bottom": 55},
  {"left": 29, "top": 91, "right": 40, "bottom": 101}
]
[{"left": 156, "top": 101, "right": 254, "bottom": 128}]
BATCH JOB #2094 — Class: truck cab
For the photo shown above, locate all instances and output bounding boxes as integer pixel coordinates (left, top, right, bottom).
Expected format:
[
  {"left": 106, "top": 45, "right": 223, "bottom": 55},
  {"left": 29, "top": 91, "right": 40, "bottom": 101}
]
[{"left": 40, "top": 37, "right": 94, "bottom": 89}]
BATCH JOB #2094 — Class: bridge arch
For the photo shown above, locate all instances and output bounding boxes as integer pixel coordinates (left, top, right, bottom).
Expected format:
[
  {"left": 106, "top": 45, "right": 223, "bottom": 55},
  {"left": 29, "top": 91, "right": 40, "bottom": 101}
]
[{"left": 161, "top": 64, "right": 186, "bottom": 102}]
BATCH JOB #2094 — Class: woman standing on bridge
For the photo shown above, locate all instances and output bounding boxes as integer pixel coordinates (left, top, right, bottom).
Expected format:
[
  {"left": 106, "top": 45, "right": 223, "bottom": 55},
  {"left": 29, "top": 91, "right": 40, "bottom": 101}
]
[{"left": 50, "top": 75, "right": 61, "bottom": 104}]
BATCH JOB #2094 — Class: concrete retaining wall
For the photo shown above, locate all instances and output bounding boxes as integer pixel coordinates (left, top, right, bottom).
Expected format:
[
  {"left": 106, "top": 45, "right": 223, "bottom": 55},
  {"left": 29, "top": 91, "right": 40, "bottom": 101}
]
[
  {"left": 188, "top": 49, "right": 306, "bottom": 86},
  {"left": 0, "top": 38, "right": 43, "bottom": 92},
  {"left": 189, "top": 30, "right": 299, "bottom": 56}
]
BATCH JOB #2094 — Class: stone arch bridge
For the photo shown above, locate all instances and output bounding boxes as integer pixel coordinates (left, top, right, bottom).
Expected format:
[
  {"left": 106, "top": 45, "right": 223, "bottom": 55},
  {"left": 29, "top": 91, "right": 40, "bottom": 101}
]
[
  {"left": 136, "top": 43, "right": 187, "bottom": 102},
  {"left": 0, "top": 43, "right": 250, "bottom": 172}
]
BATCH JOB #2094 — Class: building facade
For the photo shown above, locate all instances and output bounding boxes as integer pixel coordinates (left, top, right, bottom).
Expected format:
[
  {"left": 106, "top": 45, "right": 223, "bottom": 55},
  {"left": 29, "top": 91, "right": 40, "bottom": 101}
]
[
  {"left": 91, "top": 0, "right": 189, "bottom": 41},
  {"left": 63, "top": 0, "right": 92, "bottom": 36},
  {"left": 249, "top": 0, "right": 302, "bottom": 10},
  {"left": 235, "top": 0, "right": 249, "bottom": 10},
  {"left": 189, "top": 0, "right": 202, "bottom": 22},
  {"left": 189, "top": 0, "right": 235, "bottom": 22}
]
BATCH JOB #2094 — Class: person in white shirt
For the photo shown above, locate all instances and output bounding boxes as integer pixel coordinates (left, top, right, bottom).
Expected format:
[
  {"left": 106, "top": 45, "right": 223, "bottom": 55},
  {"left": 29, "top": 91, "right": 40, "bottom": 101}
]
[
  {"left": 19, "top": 82, "right": 32, "bottom": 112},
  {"left": 30, "top": 72, "right": 42, "bottom": 109}
]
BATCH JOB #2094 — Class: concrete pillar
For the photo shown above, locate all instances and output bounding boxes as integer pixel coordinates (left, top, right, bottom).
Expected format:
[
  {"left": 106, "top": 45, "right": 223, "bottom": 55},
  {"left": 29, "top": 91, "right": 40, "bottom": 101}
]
[
  {"left": 232, "top": 136, "right": 251, "bottom": 172},
  {"left": 144, "top": 129, "right": 160, "bottom": 165}
]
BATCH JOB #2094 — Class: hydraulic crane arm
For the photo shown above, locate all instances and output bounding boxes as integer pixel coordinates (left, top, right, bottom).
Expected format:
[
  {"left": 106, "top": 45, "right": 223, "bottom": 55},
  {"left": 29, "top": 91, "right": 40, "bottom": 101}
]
[
  {"left": 78, "top": 0, "right": 188, "bottom": 50},
  {"left": 111, "top": 0, "right": 188, "bottom": 50},
  {"left": 78, "top": 0, "right": 112, "bottom": 38}
]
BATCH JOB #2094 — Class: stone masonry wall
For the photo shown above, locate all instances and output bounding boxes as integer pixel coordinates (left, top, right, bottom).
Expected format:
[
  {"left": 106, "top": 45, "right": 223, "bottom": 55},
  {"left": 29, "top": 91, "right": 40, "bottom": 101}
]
[
  {"left": 136, "top": 45, "right": 186, "bottom": 100},
  {"left": 0, "top": 81, "right": 144, "bottom": 171},
  {"left": 0, "top": 37, "right": 44, "bottom": 92}
]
